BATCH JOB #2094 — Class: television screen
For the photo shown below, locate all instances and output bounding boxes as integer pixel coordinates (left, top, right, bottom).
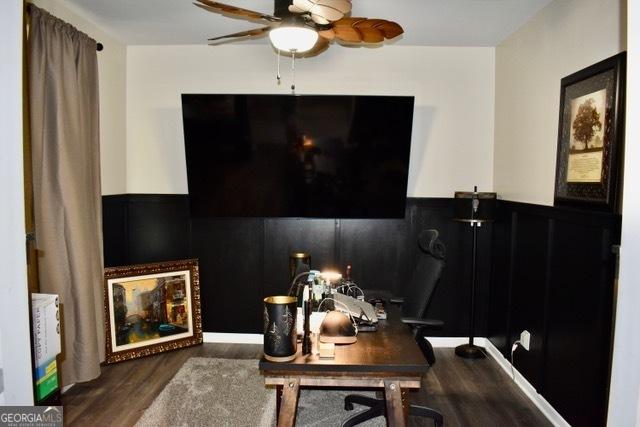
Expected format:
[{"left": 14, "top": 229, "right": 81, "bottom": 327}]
[{"left": 181, "top": 94, "right": 414, "bottom": 218}]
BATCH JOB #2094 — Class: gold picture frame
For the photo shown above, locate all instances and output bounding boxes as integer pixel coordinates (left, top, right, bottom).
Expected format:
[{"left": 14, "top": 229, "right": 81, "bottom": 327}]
[{"left": 104, "top": 259, "right": 202, "bottom": 364}]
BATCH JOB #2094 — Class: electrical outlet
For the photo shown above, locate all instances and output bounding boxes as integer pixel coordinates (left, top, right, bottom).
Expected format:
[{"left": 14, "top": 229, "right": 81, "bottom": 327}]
[{"left": 520, "top": 330, "right": 531, "bottom": 351}]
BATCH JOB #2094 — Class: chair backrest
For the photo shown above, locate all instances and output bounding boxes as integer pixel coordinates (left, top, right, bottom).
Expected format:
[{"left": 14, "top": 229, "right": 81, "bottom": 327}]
[{"left": 401, "top": 229, "right": 445, "bottom": 319}]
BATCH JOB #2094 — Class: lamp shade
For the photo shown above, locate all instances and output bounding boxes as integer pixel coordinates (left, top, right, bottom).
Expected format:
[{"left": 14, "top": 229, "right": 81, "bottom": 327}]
[
  {"left": 269, "top": 26, "right": 318, "bottom": 53},
  {"left": 319, "top": 311, "right": 357, "bottom": 344},
  {"left": 453, "top": 190, "right": 497, "bottom": 222}
]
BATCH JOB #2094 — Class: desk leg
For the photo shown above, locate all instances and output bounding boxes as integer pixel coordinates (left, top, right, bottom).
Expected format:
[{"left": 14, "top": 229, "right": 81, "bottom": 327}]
[
  {"left": 401, "top": 390, "right": 409, "bottom": 423},
  {"left": 277, "top": 378, "right": 300, "bottom": 427},
  {"left": 276, "top": 385, "right": 283, "bottom": 421},
  {"left": 384, "top": 380, "right": 406, "bottom": 427}
]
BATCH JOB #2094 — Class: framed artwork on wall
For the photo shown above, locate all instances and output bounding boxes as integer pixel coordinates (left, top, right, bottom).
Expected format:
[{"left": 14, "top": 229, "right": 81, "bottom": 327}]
[
  {"left": 104, "top": 259, "right": 202, "bottom": 363},
  {"left": 554, "top": 52, "right": 626, "bottom": 212}
]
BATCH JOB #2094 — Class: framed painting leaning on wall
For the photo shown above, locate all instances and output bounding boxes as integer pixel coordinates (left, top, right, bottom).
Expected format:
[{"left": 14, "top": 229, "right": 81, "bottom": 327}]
[
  {"left": 554, "top": 52, "right": 626, "bottom": 212},
  {"left": 104, "top": 259, "right": 202, "bottom": 363}
]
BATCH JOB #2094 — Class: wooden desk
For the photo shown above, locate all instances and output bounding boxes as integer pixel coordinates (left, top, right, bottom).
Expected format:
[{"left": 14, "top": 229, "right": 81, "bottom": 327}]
[{"left": 258, "top": 308, "right": 428, "bottom": 427}]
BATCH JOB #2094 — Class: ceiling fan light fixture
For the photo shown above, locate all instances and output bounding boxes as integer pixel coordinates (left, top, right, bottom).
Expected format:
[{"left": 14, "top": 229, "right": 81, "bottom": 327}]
[{"left": 269, "top": 25, "right": 318, "bottom": 53}]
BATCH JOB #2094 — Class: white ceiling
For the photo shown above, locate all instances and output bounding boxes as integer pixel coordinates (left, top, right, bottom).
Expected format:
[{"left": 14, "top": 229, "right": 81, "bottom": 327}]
[{"left": 62, "top": 0, "right": 554, "bottom": 46}]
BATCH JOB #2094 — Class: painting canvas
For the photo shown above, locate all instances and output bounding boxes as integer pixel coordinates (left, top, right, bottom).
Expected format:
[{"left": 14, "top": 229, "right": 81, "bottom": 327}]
[
  {"left": 567, "top": 89, "right": 607, "bottom": 183},
  {"left": 104, "top": 259, "right": 202, "bottom": 363}
]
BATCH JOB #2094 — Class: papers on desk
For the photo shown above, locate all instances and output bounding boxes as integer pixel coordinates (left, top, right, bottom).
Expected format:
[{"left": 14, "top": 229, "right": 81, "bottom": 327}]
[{"left": 333, "top": 292, "right": 378, "bottom": 324}]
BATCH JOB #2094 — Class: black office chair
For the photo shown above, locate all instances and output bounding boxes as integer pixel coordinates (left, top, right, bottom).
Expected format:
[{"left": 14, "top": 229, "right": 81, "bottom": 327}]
[{"left": 342, "top": 229, "right": 445, "bottom": 427}]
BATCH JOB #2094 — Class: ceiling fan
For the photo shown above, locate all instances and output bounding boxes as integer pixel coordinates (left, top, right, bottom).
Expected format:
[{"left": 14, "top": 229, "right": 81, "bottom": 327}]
[{"left": 193, "top": 0, "right": 404, "bottom": 56}]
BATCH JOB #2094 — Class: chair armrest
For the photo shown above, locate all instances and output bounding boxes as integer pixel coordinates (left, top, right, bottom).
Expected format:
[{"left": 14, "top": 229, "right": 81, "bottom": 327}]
[
  {"left": 401, "top": 317, "right": 444, "bottom": 328},
  {"left": 389, "top": 297, "right": 404, "bottom": 304}
]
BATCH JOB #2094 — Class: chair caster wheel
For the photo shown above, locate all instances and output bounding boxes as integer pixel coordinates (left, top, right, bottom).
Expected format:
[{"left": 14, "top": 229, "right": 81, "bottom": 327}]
[{"left": 345, "top": 402, "right": 354, "bottom": 411}]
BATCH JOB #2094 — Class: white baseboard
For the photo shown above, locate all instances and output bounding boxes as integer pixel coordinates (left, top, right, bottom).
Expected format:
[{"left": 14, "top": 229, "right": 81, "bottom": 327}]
[
  {"left": 483, "top": 339, "right": 570, "bottom": 427},
  {"left": 424, "top": 337, "right": 471, "bottom": 347},
  {"left": 202, "top": 332, "right": 263, "bottom": 344}
]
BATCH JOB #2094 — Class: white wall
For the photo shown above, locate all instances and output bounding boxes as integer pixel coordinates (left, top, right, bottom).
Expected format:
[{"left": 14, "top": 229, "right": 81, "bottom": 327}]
[
  {"left": 494, "top": 0, "right": 625, "bottom": 205},
  {"left": 0, "top": 0, "right": 35, "bottom": 406},
  {"left": 608, "top": 2, "right": 640, "bottom": 424},
  {"left": 126, "top": 45, "right": 495, "bottom": 197},
  {"left": 31, "top": 0, "right": 127, "bottom": 195}
]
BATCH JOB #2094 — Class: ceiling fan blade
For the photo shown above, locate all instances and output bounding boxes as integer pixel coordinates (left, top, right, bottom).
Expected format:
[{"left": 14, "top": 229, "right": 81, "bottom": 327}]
[
  {"left": 288, "top": 4, "right": 306, "bottom": 14},
  {"left": 332, "top": 25, "right": 362, "bottom": 43},
  {"left": 352, "top": 19, "right": 388, "bottom": 43},
  {"left": 207, "top": 26, "right": 271, "bottom": 43},
  {"left": 318, "top": 28, "right": 335, "bottom": 40},
  {"left": 354, "top": 27, "right": 384, "bottom": 43},
  {"left": 372, "top": 20, "right": 404, "bottom": 39},
  {"left": 310, "top": 14, "right": 331, "bottom": 25},
  {"left": 194, "top": 0, "right": 280, "bottom": 23},
  {"left": 317, "top": 0, "right": 352, "bottom": 14},
  {"left": 291, "top": 0, "right": 352, "bottom": 23},
  {"left": 352, "top": 19, "right": 386, "bottom": 29},
  {"left": 332, "top": 17, "right": 366, "bottom": 27},
  {"left": 331, "top": 18, "right": 404, "bottom": 43}
]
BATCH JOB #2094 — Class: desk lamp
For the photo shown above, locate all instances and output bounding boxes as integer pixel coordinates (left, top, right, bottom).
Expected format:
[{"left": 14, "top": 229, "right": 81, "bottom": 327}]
[
  {"left": 318, "top": 271, "right": 341, "bottom": 297},
  {"left": 319, "top": 311, "right": 357, "bottom": 344},
  {"left": 453, "top": 186, "right": 496, "bottom": 359}
]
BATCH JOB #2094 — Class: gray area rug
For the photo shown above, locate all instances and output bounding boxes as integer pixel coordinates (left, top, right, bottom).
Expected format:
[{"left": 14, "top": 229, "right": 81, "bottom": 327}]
[{"left": 135, "top": 357, "right": 385, "bottom": 427}]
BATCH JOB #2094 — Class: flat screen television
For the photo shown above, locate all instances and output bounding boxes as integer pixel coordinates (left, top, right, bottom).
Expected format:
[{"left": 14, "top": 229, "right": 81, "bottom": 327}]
[{"left": 181, "top": 94, "right": 414, "bottom": 218}]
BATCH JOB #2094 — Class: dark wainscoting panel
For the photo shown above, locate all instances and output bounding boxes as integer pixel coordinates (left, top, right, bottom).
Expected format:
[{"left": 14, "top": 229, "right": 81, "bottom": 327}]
[
  {"left": 488, "top": 200, "right": 619, "bottom": 427},
  {"left": 126, "top": 195, "right": 191, "bottom": 264},
  {"left": 543, "top": 220, "right": 616, "bottom": 427},
  {"left": 102, "top": 195, "right": 129, "bottom": 268},
  {"left": 262, "top": 219, "right": 337, "bottom": 298},
  {"left": 191, "top": 218, "right": 264, "bottom": 333},
  {"left": 486, "top": 204, "right": 513, "bottom": 355},
  {"left": 102, "top": 194, "right": 190, "bottom": 268},
  {"left": 102, "top": 195, "right": 491, "bottom": 337},
  {"left": 407, "top": 199, "right": 493, "bottom": 336},
  {"left": 338, "top": 219, "right": 409, "bottom": 293},
  {"left": 509, "top": 212, "right": 550, "bottom": 391},
  {"left": 103, "top": 194, "right": 619, "bottom": 425}
]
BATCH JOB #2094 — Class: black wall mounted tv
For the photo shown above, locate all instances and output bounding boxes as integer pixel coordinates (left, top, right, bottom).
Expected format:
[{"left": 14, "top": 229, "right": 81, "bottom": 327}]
[{"left": 181, "top": 94, "right": 414, "bottom": 218}]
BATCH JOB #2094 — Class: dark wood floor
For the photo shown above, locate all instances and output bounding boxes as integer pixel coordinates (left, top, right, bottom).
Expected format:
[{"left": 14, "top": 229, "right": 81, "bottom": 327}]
[{"left": 61, "top": 344, "right": 551, "bottom": 427}]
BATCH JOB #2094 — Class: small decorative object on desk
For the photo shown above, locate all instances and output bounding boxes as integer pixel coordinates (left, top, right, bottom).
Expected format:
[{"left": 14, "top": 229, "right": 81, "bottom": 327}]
[
  {"left": 103, "top": 259, "right": 202, "bottom": 364},
  {"left": 554, "top": 52, "right": 626, "bottom": 212},
  {"left": 318, "top": 341, "right": 335, "bottom": 359},
  {"left": 302, "top": 298, "right": 311, "bottom": 355},
  {"left": 289, "top": 252, "right": 310, "bottom": 281},
  {"left": 263, "top": 296, "right": 298, "bottom": 362},
  {"left": 373, "top": 301, "right": 387, "bottom": 320}
]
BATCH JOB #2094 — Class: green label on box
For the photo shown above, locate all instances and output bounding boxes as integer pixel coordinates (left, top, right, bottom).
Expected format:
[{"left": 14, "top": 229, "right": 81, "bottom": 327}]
[{"left": 36, "top": 361, "right": 59, "bottom": 401}]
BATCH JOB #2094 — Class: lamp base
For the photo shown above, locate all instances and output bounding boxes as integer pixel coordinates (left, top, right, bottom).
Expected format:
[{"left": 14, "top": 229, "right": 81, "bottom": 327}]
[{"left": 455, "top": 343, "right": 486, "bottom": 359}]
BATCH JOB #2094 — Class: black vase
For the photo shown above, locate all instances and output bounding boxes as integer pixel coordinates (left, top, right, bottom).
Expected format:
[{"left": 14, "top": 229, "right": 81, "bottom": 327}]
[{"left": 263, "top": 296, "right": 298, "bottom": 362}]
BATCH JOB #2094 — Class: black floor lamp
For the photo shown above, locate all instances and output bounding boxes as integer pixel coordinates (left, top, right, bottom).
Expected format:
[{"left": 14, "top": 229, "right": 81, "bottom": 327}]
[{"left": 453, "top": 186, "right": 496, "bottom": 359}]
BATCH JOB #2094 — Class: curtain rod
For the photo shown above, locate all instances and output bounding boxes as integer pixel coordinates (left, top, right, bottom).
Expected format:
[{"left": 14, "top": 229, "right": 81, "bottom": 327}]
[{"left": 26, "top": 3, "right": 104, "bottom": 51}]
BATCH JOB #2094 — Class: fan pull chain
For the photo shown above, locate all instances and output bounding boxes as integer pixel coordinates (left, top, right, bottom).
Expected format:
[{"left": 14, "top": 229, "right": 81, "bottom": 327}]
[
  {"left": 276, "top": 49, "right": 281, "bottom": 85},
  {"left": 291, "top": 51, "right": 296, "bottom": 92}
]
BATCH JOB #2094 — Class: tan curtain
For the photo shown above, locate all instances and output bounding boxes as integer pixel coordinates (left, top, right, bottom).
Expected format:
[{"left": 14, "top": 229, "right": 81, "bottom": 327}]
[{"left": 28, "top": 5, "right": 104, "bottom": 385}]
